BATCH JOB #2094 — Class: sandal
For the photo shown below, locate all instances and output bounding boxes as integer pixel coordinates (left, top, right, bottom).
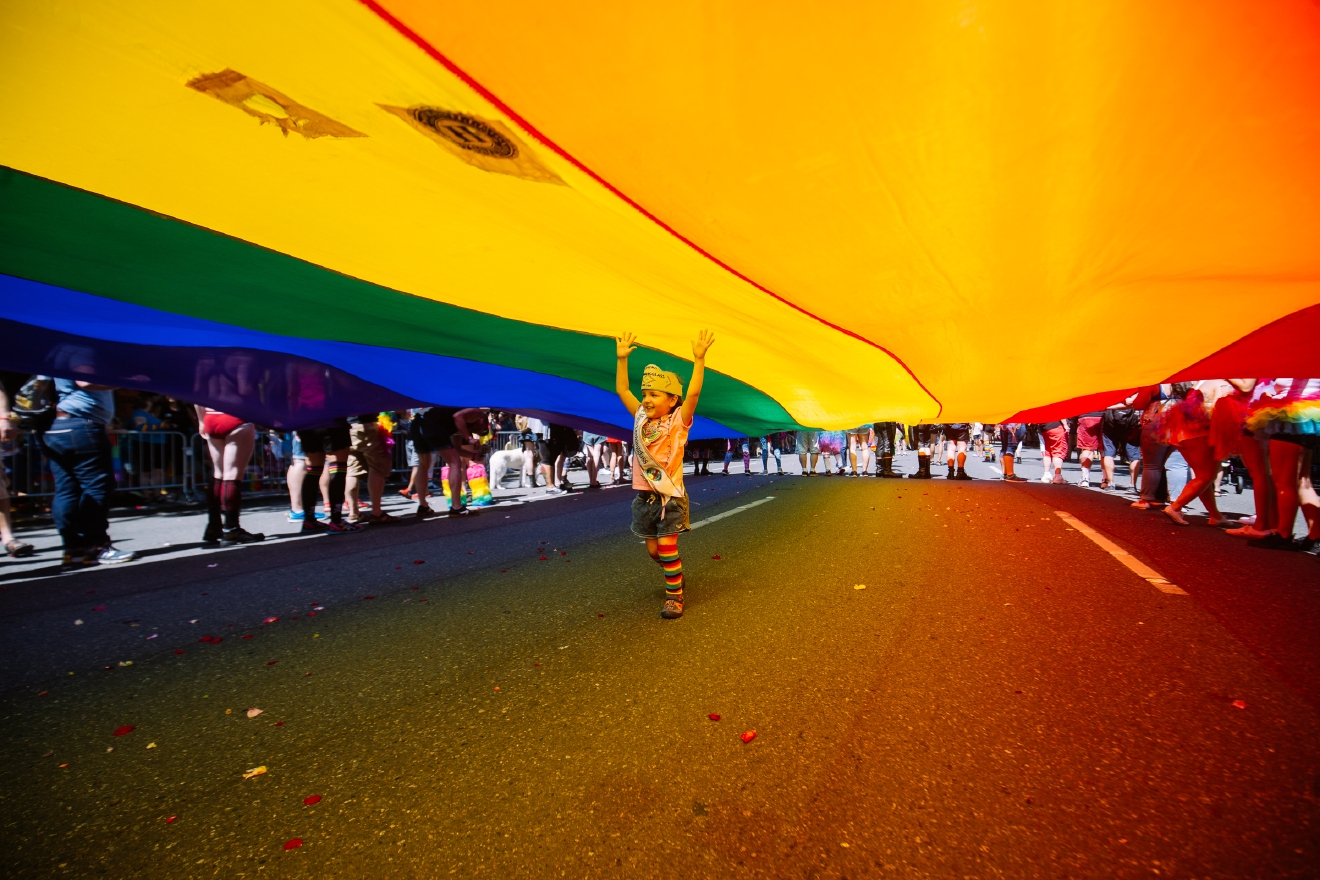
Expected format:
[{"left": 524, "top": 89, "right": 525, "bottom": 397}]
[
  {"left": 661, "top": 594, "right": 684, "bottom": 619},
  {"left": 365, "top": 511, "right": 399, "bottom": 524},
  {"left": 5, "top": 539, "right": 34, "bottom": 558}
]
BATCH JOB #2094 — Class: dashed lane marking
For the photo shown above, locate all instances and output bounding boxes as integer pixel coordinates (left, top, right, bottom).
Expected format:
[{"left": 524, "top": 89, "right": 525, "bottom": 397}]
[
  {"left": 690, "top": 496, "right": 778, "bottom": 530},
  {"left": 1054, "top": 510, "right": 1188, "bottom": 595}
]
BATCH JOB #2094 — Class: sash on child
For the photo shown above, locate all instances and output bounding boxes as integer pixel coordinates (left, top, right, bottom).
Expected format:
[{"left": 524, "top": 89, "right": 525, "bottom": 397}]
[{"left": 633, "top": 406, "right": 683, "bottom": 515}]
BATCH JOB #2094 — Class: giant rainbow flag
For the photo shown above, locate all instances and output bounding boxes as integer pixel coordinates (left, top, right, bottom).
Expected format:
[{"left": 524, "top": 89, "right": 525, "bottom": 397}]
[{"left": 3, "top": 1, "right": 1319, "bottom": 435}]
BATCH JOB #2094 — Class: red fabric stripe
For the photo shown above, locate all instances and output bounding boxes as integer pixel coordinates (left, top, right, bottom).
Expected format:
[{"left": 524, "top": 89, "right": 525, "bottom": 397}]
[{"left": 357, "top": 0, "right": 942, "bottom": 418}]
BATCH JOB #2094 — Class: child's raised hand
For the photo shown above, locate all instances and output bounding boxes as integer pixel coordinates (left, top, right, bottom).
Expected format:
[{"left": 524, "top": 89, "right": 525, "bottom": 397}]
[
  {"left": 616, "top": 333, "right": 638, "bottom": 358},
  {"left": 691, "top": 329, "right": 715, "bottom": 360}
]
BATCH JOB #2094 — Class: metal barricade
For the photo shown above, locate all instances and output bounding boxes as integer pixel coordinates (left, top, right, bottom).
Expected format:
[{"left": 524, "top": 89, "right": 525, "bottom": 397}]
[{"left": 0, "top": 429, "right": 192, "bottom": 501}]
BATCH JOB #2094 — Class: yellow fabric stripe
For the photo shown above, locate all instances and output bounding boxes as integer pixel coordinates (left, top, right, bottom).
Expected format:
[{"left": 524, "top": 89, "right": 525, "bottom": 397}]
[
  {"left": 0, "top": 0, "right": 935, "bottom": 428},
  {"left": 382, "top": 0, "right": 1320, "bottom": 421}
]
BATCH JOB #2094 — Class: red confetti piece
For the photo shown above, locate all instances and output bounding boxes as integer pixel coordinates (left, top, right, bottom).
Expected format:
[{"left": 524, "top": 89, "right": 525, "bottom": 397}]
[
  {"left": 241, "top": 635, "right": 254, "bottom": 640},
  {"left": 263, "top": 616, "right": 280, "bottom": 624},
  {"left": 560, "top": 552, "right": 567, "bottom": 556},
  {"left": 303, "top": 795, "right": 322, "bottom": 806},
  {"left": 708, "top": 714, "right": 721, "bottom": 721},
  {"left": 113, "top": 725, "right": 135, "bottom": 737},
  {"left": 1232, "top": 699, "right": 1247, "bottom": 709},
  {"left": 266, "top": 660, "right": 279, "bottom": 666},
  {"left": 711, "top": 555, "right": 722, "bottom": 560},
  {"left": 199, "top": 635, "right": 223, "bottom": 644},
  {"left": 37, "top": 691, "right": 48, "bottom": 697},
  {"left": 174, "top": 650, "right": 184, "bottom": 655},
  {"left": 413, "top": 560, "right": 425, "bottom": 565},
  {"left": 539, "top": 557, "right": 548, "bottom": 561},
  {"left": 93, "top": 606, "right": 107, "bottom": 611},
  {"left": 741, "top": 730, "right": 757, "bottom": 743},
  {"left": 275, "top": 721, "right": 284, "bottom": 726},
  {"left": 284, "top": 838, "right": 302, "bottom": 851},
  {"left": 165, "top": 816, "right": 177, "bottom": 824},
  {"left": 534, "top": 663, "right": 540, "bottom": 667},
  {"left": 500, "top": 569, "right": 508, "bottom": 573},
  {"left": 306, "top": 612, "right": 316, "bottom": 617},
  {"left": 494, "top": 686, "right": 500, "bottom": 691},
  {"left": 597, "top": 613, "right": 604, "bottom": 618},
  {"left": 362, "top": 596, "right": 375, "bottom": 600}
]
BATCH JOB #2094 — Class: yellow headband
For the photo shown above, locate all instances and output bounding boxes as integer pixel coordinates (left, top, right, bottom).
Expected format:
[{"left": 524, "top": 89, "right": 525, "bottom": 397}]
[{"left": 640, "top": 364, "right": 684, "bottom": 397}]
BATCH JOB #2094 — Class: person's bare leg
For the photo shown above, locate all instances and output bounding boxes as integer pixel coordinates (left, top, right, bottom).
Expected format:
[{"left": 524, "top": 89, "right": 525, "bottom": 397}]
[
  {"left": 1237, "top": 435, "right": 1274, "bottom": 534},
  {"left": 1165, "top": 438, "right": 1219, "bottom": 524},
  {"left": 440, "top": 449, "right": 464, "bottom": 510},
  {"left": 586, "top": 445, "right": 600, "bottom": 486},
  {"left": 1101, "top": 454, "right": 1115, "bottom": 487},
  {"left": 1078, "top": 449, "right": 1094, "bottom": 484},
  {"left": 345, "top": 467, "right": 362, "bottom": 521},
  {"left": 1298, "top": 449, "right": 1319, "bottom": 540},
  {"left": 810, "top": 453, "right": 820, "bottom": 474},
  {"left": 368, "top": 466, "right": 386, "bottom": 517},
  {"left": 1269, "top": 440, "right": 1303, "bottom": 539},
  {"left": 0, "top": 497, "right": 18, "bottom": 546},
  {"left": 1002, "top": 453, "right": 1015, "bottom": 477},
  {"left": 287, "top": 457, "right": 306, "bottom": 514},
  {"left": 799, "top": 453, "right": 808, "bottom": 473},
  {"left": 1129, "top": 458, "right": 1142, "bottom": 492},
  {"left": 415, "top": 452, "right": 432, "bottom": 510},
  {"left": 956, "top": 440, "right": 968, "bottom": 471}
]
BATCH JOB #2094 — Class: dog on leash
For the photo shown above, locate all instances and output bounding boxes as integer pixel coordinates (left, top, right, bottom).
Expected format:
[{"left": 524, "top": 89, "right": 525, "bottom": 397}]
[{"left": 489, "top": 449, "right": 530, "bottom": 489}]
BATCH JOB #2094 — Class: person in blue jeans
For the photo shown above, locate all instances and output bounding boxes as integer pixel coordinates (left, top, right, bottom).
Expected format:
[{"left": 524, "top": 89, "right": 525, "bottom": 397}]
[{"left": 39, "top": 378, "right": 137, "bottom": 568}]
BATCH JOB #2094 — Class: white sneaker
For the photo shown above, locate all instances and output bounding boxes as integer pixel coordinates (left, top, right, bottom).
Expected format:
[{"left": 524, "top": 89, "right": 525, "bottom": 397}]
[
  {"left": 1040, "top": 473, "right": 1052, "bottom": 483},
  {"left": 1078, "top": 478, "right": 1091, "bottom": 488}
]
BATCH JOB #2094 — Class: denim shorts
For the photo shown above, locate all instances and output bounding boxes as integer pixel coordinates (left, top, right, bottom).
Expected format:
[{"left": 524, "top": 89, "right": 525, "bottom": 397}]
[
  {"left": 630, "top": 492, "right": 691, "bottom": 538},
  {"left": 1102, "top": 433, "right": 1142, "bottom": 461}
]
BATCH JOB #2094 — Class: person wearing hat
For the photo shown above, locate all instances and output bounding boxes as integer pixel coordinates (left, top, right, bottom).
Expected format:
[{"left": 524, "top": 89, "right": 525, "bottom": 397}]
[{"left": 615, "top": 330, "right": 715, "bottom": 619}]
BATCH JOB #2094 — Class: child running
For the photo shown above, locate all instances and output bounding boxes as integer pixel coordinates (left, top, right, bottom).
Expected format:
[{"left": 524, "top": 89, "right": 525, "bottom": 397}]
[{"left": 615, "top": 330, "right": 714, "bottom": 619}]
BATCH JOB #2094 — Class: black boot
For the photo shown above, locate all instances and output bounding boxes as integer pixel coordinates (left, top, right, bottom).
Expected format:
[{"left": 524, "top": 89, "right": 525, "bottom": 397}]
[
  {"left": 879, "top": 455, "right": 900, "bottom": 478},
  {"left": 910, "top": 454, "right": 932, "bottom": 479}
]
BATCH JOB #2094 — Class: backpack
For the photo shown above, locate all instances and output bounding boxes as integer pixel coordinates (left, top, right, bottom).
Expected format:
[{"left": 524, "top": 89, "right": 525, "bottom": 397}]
[{"left": 13, "top": 376, "right": 56, "bottom": 433}]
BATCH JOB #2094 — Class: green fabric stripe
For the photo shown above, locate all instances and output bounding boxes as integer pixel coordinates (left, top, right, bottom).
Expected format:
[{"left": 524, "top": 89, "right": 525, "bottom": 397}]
[{"left": 0, "top": 167, "right": 804, "bottom": 435}]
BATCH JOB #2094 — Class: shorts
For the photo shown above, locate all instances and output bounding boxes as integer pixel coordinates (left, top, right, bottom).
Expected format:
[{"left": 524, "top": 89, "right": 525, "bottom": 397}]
[
  {"left": 203, "top": 413, "right": 248, "bottom": 437},
  {"left": 630, "top": 491, "right": 691, "bottom": 538},
  {"left": 1000, "top": 424, "right": 1026, "bottom": 457},
  {"left": 944, "top": 425, "right": 969, "bottom": 444},
  {"left": 1042, "top": 425, "right": 1069, "bottom": 459},
  {"left": 1075, "top": 416, "right": 1103, "bottom": 452},
  {"left": 582, "top": 433, "right": 606, "bottom": 446},
  {"left": 409, "top": 418, "right": 452, "bottom": 454},
  {"left": 406, "top": 439, "right": 419, "bottom": 468},
  {"left": 1102, "top": 434, "right": 1142, "bottom": 461},
  {"left": 296, "top": 424, "right": 352, "bottom": 456},
  {"left": 796, "top": 431, "right": 820, "bottom": 454},
  {"left": 291, "top": 433, "right": 304, "bottom": 460},
  {"left": 348, "top": 422, "right": 392, "bottom": 479}
]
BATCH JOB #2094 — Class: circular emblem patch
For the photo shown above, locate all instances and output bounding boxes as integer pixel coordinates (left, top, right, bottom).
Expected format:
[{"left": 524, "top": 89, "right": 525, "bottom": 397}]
[{"left": 410, "top": 108, "right": 518, "bottom": 158}]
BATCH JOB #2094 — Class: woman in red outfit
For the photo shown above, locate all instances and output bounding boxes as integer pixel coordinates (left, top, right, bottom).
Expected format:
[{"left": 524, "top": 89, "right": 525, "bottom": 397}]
[{"left": 194, "top": 406, "right": 264, "bottom": 545}]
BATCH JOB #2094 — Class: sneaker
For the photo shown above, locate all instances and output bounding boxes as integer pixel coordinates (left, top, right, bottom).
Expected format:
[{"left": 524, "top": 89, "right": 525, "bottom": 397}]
[
  {"left": 1294, "top": 537, "right": 1319, "bottom": 556},
  {"left": 415, "top": 504, "right": 438, "bottom": 519},
  {"left": 202, "top": 525, "right": 223, "bottom": 546},
  {"left": 4, "top": 539, "right": 34, "bottom": 558},
  {"left": 286, "top": 510, "right": 306, "bottom": 523},
  {"left": 447, "top": 505, "right": 480, "bottom": 517},
  {"left": 1225, "top": 525, "right": 1270, "bottom": 538},
  {"left": 323, "top": 521, "right": 361, "bottom": 535},
  {"left": 1040, "top": 473, "right": 1052, "bottom": 483},
  {"left": 315, "top": 509, "right": 330, "bottom": 522},
  {"left": 1246, "top": 532, "right": 1301, "bottom": 552},
  {"left": 1078, "top": 478, "right": 1091, "bottom": 489},
  {"left": 299, "top": 520, "right": 326, "bottom": 535},
  {"left": 96, "top": 545, "right": 138, "bottom": 565},
  {"left": 1004, "top": 474, "right": 1027, "bottom": 482},
  {"left": 220, "top": 527, "right": 266, "bottom": 545},
  {"left": 661, "top": 594, "right": 684, "bottom": 619}
]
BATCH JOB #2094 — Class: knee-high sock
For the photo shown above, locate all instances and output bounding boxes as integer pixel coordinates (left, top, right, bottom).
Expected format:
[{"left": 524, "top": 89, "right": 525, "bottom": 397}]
[
  {"left": 220, "top": 479, "right": 242, "bottom": 529},
  {"left": 656, "top": 535, "right": 683, "bottom": 595},
  {"left": 327, "top": 460, "right": 346, "bottom": 524},
  {"left": 743, "top": 449, "right": 751, "bottom": 472},
  {"left": 205, "top": 479, "right": 222, "bottom": 530},
  {"left": 302, "top": 466, "right": 323, "bottom": 523}
]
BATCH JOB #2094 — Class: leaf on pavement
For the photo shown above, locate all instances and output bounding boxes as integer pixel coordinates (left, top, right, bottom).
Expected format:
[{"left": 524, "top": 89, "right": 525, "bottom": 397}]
[{"left": 247, "top": 708, "right": 263, "bottom": 718}]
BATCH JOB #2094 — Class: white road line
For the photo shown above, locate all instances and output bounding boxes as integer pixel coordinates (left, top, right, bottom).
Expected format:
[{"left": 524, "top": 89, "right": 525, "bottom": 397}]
[
  {"left": 988, "top": 464, "right": 1003, "bottom": 475},
  {"left": 1054, "top": 510, "right": 1188, "bottom": 595},
  {"left": 690, "top": 496, "right": 777, "bottom": 530}
]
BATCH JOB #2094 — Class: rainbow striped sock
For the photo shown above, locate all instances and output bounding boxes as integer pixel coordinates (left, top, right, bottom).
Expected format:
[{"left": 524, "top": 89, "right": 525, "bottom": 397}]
[{"left": 657, "top": 536, "right": 683, "bottom": 596}]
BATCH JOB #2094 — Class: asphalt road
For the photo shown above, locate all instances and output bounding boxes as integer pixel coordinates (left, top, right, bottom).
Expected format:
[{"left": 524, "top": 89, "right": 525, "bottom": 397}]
[{"left": 1, "top": 455, "right": 1318, "bottom": 878}]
